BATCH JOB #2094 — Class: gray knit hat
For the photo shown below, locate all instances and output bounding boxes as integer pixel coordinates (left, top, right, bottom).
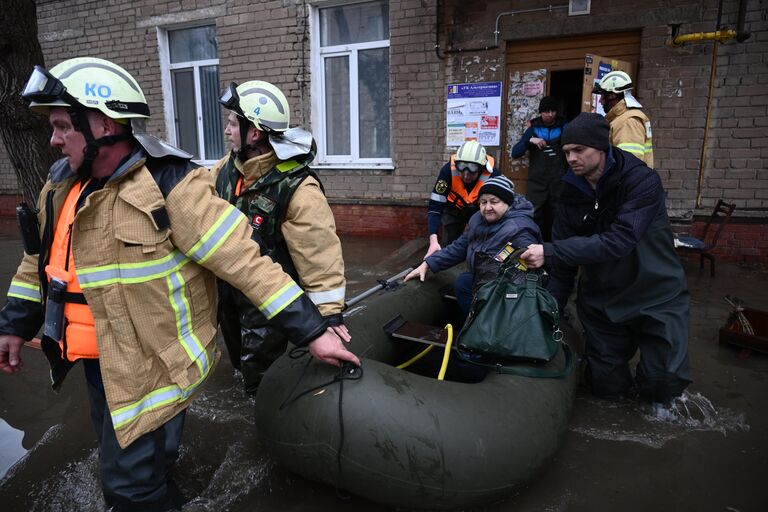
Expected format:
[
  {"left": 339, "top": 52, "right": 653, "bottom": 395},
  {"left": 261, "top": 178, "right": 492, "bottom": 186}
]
[
  {"left": 561, "top": 112, "right": 610, "bottom": 152},
  {"left": 479, "top": 175, "right": 515, "bottom": 205}
]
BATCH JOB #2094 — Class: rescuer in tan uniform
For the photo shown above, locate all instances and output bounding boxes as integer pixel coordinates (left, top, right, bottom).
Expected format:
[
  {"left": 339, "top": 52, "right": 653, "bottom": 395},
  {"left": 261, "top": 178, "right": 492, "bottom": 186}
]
[
  {"left": 593, "top": 70, "right": 654, "bottom": 167},
  {"left": 0, "top": 57, "right": 359, "bottom": 512},
  {"left": 212, "top": 80, "right": 348, "bottom": 393}
]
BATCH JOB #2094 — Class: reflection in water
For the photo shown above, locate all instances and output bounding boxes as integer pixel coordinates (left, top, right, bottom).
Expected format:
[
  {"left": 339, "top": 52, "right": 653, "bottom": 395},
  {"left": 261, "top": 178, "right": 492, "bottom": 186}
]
[
  {"left": 0, "top": 418, "right": 27, "bottom": 480},
  {"left": 570, "top": 390, "right": 750, "bottom": 449}
]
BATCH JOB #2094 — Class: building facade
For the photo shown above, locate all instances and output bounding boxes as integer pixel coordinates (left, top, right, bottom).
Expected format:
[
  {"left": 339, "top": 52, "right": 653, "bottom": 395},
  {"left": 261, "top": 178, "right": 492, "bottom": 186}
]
[{"left": 1, "top": 0, "right": 766, "bottom": 260}]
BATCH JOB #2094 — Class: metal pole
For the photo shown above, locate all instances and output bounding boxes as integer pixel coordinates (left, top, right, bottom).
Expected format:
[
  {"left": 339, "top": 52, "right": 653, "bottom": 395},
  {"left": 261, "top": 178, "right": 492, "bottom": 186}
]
[{"left": 344, "top": 267, "right": 414, "bottom": 309}]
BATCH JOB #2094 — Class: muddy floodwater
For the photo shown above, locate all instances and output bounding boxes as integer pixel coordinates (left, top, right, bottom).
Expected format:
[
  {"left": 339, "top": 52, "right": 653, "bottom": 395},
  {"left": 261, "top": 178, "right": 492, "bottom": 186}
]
[{"left": 1, "top": 224, "right": 766, "bottom": 512}]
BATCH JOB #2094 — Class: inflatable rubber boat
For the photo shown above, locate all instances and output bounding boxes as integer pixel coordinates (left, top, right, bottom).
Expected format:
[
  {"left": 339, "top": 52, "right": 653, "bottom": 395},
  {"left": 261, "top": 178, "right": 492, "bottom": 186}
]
[{"left": 254, "top": 269, "right": 578, "bottom": 510}]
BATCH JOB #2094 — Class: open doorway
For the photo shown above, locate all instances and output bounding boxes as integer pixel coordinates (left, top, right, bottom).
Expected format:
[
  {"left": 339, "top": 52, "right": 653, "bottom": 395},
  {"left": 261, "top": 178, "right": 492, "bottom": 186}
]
[{"left": 550, "top": 69, "right": 583, "bottom": 122}]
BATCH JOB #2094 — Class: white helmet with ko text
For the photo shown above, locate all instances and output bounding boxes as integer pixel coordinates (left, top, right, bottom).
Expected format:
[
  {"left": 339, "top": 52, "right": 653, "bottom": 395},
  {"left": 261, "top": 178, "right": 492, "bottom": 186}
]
[
  {"left": 23, "top": 57, "right": 149, "bottom": 119},
  {"left": 593, "top": 70, "right": 633, "bottom": 94}
]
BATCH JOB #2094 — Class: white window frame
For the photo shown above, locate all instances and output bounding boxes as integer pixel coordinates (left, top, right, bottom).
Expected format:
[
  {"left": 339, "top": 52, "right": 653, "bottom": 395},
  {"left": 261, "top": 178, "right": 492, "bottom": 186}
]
[
  {"left": 310, "top": 1, "right": 393, "bottom": 169},
  {"left": 157, "top": 23, "right": 221, "bottom": 166}
]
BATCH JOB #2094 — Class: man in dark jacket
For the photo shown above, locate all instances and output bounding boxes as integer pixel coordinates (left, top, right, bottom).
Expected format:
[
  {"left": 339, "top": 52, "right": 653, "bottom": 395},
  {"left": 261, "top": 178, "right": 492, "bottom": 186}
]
[
  {"left": 521, "top": 113, "right": 691, "bottom": 404},
  {"left": 511, "top": 96, "right": 568, "bottom": 241}
]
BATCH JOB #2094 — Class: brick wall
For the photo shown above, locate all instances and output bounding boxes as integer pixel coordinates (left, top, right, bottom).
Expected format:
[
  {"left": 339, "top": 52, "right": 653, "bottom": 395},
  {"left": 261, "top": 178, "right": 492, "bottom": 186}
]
[{"left": 0, "top": 0, "right": 764, "bottom": 259}]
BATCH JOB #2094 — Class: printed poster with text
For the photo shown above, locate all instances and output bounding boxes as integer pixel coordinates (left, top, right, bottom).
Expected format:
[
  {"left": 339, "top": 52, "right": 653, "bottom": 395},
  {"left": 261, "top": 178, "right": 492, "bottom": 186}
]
[{"left": 446, "top": 82, "right": 502, "bottom": 147}]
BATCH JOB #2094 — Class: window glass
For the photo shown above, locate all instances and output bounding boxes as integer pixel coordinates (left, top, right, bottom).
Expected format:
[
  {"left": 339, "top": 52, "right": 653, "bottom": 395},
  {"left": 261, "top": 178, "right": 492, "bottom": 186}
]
[
  {"left": 169, "top": 25, "right": 218, "bottom": 63},
  {"left": 200, "top": 65, "right": 225, "bottom": 159},
  {"left": 171, "top": 69, "right": 199, "bottom": 158},
  {"left": 325, "top": 56, "right": 351, "bottom": 155},
  {"left": 358, "top": 48, "right": 390, "bottom": 158},
  {"left": 320, "top": 1, "right": 389, "bottom": 46}
]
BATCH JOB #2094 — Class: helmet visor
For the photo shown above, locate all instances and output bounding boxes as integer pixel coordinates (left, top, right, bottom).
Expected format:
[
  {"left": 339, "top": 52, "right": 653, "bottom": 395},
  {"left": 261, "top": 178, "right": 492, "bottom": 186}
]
[
  {"left": 22, "top": 66, "right": 67, "bottom": 103},
  {"left": 456, "top": 161, "right": 482, "bottom": 174},
  {"left": 219, "top": 82, "right": 245, "bottom": 117}
]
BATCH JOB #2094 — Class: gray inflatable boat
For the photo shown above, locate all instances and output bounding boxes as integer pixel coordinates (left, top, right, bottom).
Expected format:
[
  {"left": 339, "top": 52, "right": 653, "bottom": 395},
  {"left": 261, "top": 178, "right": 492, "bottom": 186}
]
[{"left": 255, "top": 269, "right": 578, "bottom": 510}]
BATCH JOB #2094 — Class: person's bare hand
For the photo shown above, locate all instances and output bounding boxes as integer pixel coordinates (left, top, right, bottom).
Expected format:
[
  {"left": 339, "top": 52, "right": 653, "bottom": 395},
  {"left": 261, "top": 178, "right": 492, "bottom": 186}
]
[
  {"left": 520, "top": 244, "right": 545, "bottom": 268},
  {"left": 530, "top": 137, "right": 547, "bottom": 149},
  {"left": 308, "top": 328, "right": 361, "bottom": 367},
  {"left": 330, "top": 324, "right": 351, "bottom": 343},
  {"left": 0, "top": 334, "right": 25, "bottom": 374},
  {"left": 404, "top": 262, "right": 429, "bottom": 282}
]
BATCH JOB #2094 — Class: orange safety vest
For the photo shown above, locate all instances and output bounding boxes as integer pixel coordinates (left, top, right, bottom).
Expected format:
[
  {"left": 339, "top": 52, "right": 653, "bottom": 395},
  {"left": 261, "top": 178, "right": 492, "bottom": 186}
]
[
  {"left": 447, "top": 155, "right": 495, "bottom": 210},
  {"left": 46, "top": 181, "right": 98, "bottom": 361}
]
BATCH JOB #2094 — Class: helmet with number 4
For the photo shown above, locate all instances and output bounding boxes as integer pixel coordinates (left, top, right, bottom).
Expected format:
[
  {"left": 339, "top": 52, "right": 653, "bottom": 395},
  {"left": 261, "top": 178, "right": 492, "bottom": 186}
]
[{"left": 219, "top": 80, "right": 290, "bottom": 133}]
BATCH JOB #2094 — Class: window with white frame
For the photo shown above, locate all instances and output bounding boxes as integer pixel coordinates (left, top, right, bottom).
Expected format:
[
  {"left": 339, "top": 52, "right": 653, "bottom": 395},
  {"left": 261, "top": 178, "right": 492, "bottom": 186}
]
[
  {"left": 163, "top": 25, "right": 224, "bottom": 163},
  {"left": 313, "top": 1, "right": 390, "bottom": 166}
]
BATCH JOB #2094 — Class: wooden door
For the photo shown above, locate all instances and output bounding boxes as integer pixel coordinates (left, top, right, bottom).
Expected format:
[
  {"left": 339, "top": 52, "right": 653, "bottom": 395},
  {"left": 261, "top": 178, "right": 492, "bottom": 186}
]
[{"left": 502, "top": 31, "right": 641, "bottom": 192}]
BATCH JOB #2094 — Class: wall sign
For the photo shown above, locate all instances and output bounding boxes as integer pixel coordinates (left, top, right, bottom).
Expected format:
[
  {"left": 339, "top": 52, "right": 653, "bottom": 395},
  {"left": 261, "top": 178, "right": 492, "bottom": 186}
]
[{"left": 446, "top": 81, "right": 502, "bottom": 147}]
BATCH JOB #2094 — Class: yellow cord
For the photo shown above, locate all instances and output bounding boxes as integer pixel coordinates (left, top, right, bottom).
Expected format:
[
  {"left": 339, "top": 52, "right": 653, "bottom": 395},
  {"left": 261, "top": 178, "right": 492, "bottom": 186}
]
[
  {"left": 437, "top": 324, "right": 453, "bottom": 381},
  {"left": 395, "top": 323, "right": 454, "bottom": 379},
  {"left": 396, "top": 345, "right": 434, "bottom": 369}
]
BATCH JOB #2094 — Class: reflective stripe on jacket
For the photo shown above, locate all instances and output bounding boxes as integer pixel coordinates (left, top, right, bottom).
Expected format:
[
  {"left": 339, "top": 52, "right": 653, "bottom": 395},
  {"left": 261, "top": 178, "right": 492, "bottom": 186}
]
[
  {"left": 2, "top": 150, "right": 328, "bottom": 448},
  {"left": 606, "top": 100, "right": 654, "bottom": 168}
]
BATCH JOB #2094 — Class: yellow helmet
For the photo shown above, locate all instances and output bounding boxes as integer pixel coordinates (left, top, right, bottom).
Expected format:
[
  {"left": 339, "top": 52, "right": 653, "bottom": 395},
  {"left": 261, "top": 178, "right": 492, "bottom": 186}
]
[
  {"left": 454, "top": 141, "right": 489, "bottom": 173},
  {"left": 219, "top": 80, "right": 290, "bottom": 133},
  {"left": 593, "top": 70, "right": 633, "bottom": 94},
  {"left": 22, "top": 57, "right": 149, "bottom": 119}
]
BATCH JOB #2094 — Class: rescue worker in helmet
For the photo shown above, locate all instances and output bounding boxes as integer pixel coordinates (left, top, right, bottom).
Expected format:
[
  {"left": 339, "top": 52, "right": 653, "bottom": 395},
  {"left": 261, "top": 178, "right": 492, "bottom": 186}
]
[
  {"left": 425, "top": 141, "right": 500, "bottom": 258},
  {"left": 592, "top": 70, "right": 654, "bottom": 167},
  {"left": 0, "top": 57, "right": 359, "bottom": 512},
  {"left": 212, "top": 80, "right": 349, "bottom": 394}
]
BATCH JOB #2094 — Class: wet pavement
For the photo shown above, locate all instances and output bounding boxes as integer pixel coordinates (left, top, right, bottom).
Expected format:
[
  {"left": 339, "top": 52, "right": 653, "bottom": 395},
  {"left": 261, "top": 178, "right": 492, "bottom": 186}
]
[{"left": 0, "top": 223, "right": 766, "bottom": 512}]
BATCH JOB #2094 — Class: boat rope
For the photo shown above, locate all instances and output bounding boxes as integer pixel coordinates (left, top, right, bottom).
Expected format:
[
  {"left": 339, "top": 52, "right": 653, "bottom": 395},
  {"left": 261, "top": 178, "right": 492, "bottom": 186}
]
[{"left": 280, "top": 348, "right": 363, "bottom": 499}]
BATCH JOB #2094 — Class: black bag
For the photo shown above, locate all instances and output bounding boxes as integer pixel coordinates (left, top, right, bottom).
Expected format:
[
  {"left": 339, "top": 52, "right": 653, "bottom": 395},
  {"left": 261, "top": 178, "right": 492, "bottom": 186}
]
[{"left": 457, "top": 263, "right": 572, "bottom": 378}]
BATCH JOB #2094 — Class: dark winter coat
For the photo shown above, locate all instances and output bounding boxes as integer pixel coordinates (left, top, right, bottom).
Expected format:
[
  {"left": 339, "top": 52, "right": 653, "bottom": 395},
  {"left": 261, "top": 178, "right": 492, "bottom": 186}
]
[
  {"left": 543, "top": 147, "right": 687, "bottom": 320},
  {"left": 426, "top": 194, "right": 541, "bottom": 274}
]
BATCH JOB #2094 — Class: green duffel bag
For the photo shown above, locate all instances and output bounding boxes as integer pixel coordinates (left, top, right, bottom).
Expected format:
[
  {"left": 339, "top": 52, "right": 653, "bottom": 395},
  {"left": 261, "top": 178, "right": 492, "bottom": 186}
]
[{"left": 457, "top": 265, "right": 572, "bottom": 378}]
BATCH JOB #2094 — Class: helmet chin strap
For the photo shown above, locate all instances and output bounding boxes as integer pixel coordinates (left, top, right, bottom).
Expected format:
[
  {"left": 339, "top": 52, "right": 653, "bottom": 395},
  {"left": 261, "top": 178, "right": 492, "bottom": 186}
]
[
  {"left": 236, "top": 116, "right": 269, "bottom": 161},
  {"left": 69, "top": 109, "right": 131, "bottom": 179}
]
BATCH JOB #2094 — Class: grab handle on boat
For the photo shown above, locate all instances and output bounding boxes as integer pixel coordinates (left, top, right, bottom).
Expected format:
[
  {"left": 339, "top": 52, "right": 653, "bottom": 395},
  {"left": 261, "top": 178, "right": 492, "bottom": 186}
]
[{"left": 344, "top": 267, "right": 414, "bottom": 309}]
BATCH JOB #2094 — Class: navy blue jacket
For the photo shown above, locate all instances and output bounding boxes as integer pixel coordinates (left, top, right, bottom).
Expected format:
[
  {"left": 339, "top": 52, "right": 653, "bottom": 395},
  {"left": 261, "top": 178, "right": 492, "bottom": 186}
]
[
  {"left": 426, "top": 194, "right": 541, "bottom": 273},
  {"left": 544, "top": 147, "right": 687, "bottom": 320}
]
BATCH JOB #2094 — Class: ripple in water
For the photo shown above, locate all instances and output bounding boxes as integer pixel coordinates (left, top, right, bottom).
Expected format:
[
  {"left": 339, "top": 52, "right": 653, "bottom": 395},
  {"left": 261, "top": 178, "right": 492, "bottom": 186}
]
[
  {"left": 28, "top": 449, "right": 103, "bottom": 512},
  {"left": 570, "top": 391, "right": 750, "bottom": 448}
]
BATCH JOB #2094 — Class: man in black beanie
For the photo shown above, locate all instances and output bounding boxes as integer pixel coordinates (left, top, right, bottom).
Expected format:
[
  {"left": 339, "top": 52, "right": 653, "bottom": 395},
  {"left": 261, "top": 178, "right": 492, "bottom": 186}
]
[
  {"left": 521, "top": 112, "right": 691, "bottom": 407},
  {"left": 511, "top": 96, "right": 568, "bottom": 241}
]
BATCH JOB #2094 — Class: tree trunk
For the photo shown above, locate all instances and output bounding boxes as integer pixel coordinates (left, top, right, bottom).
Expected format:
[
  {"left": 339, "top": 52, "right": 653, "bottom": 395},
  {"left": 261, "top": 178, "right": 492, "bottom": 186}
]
[{"left": 0, "top": 0, "right": 57, "bottom": 204}]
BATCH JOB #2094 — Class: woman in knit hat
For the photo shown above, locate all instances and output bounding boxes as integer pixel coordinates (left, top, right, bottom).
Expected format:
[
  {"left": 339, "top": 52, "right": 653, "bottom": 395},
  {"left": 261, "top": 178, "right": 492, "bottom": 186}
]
[{"left": 405, "top": 175, "right": 542, "bottom": 317}]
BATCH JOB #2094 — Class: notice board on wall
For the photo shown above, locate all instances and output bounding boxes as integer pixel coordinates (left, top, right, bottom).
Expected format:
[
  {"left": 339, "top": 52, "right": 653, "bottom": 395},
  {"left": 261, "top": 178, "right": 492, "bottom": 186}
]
[{"left": 446, "top": 82, "right": 502, "bottom": 147}]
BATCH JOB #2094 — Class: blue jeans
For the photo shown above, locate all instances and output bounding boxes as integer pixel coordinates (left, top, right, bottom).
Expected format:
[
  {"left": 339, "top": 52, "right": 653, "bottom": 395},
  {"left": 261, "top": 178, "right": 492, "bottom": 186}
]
[{"left": 454, "top": 271, "right": 474, "bottom": 319}]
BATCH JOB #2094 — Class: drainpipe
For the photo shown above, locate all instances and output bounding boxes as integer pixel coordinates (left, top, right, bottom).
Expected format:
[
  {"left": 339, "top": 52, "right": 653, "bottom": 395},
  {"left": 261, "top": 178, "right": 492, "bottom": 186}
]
[
  {"left": 669, "top": 0, "right": 752, "bottom": 208},
  {"left": 435, "top": 2, "right": 569, "bottom": 59}
]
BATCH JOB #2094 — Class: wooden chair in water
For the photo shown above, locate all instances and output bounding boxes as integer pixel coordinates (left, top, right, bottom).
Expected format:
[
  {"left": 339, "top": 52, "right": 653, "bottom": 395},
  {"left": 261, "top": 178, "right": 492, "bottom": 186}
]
[{"left": 675, "top": 199, "right": 736, "bottom": 277}]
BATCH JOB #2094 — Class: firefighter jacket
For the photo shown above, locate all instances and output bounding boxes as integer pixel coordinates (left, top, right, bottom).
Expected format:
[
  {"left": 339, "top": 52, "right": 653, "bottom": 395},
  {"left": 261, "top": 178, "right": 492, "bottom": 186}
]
[
  {"left": 427, "top": 156, "right": 499, "bottom": 236},
  {"left": 605, "top": 99, "right": 654, "bottom": 168},
  {"left": 211, "top": 150, "right": 346, "bottom": 320},
  {"left": 0, "top": 149, "right": 329, "bottom": 448}
]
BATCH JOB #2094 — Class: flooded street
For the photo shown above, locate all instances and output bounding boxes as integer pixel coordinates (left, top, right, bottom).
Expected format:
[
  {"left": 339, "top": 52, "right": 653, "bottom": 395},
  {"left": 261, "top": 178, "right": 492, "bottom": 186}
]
[{"left": 1, "top": 225, "right": 766, "bottom": 511}]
